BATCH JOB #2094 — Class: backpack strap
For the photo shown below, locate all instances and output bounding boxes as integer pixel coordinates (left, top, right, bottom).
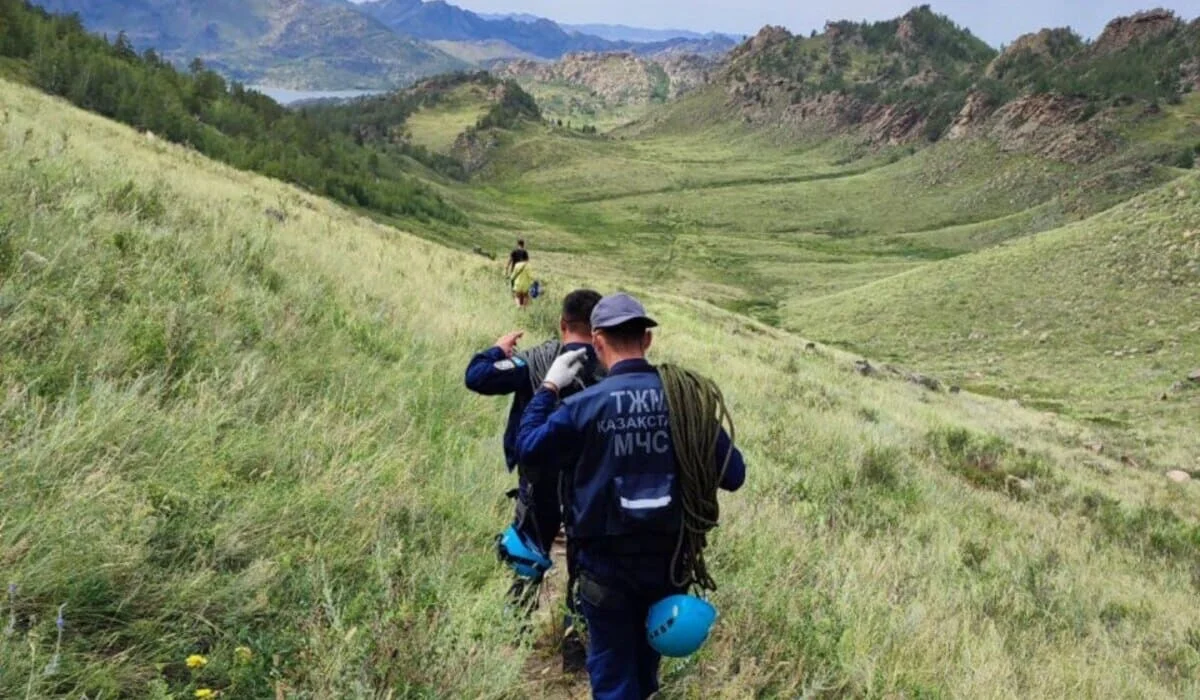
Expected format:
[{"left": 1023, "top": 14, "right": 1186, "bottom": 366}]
[{"left": 517, "top": 339, "right": 563, "bottom": 394}]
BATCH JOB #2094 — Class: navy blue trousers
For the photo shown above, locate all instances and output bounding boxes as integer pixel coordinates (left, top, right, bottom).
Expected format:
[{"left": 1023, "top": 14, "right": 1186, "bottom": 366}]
[{"left": 579, "top": 599, "right": 662, "bottom": 700}]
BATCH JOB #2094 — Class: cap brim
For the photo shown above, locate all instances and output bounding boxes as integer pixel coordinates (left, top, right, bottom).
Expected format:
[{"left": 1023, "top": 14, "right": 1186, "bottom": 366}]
[{"left": 596, "top": 314, "right": 658, "bottom": 330}]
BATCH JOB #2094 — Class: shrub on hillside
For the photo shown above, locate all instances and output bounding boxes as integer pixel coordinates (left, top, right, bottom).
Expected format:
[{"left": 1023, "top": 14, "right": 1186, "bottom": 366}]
[
  {"left": 1173, "top": 147, "right": 1196, "bottom": 169},
  {"left": 474, "top": 80, "right": 542, "bottom": 131},
  {"left": 926, "top": 426, "right": 1053, "bottom": 495}
]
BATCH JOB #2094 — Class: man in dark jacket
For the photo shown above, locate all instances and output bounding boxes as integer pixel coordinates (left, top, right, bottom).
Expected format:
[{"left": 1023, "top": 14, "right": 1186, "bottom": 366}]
[
  {"left": 505, "top": 238, "right": 529, "bottom": 277},
  {"left": 517, "top": 293, "right": 746, "bottom": 700},
  {"left": 464, "top": 288, "right": 604, "bottom": 667}
]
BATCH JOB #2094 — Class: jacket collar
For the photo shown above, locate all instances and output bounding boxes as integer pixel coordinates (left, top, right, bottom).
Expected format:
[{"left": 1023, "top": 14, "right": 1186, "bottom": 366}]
[
  {"left": 608, "top": 358, "right": 656, "bottom": 377},
  {"left": 563, "top": 342, "right": 597, "bottom": 363}
]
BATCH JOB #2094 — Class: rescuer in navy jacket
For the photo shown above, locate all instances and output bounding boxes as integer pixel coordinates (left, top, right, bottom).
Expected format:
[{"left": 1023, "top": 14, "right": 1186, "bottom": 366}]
[
  {"left": 465, "top": 289, "right": 604, "bottom": 545},
  {"left": 464, "top": 289, "right": 604, "bottom": 669},
  {"left": 517, "top": 293, "right": 746, "bottom": 700}
]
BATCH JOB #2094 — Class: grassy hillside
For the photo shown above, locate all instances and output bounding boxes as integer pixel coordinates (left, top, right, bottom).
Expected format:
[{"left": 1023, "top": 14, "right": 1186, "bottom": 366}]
[
  {"left": 6, "top": 76, "right": 1200, "bottom": 699},
  {"left": 402, "top": 83, "right": 496, "bottom": 153},
  {"left": 466, "top": 73, "right": 1198, "bottom": 460},
  {"left": 786, "top": 172, "right": 1200, "bottom": 457},
  {"left": 302, "top": 71, "right": 542, "bottom": 182}
]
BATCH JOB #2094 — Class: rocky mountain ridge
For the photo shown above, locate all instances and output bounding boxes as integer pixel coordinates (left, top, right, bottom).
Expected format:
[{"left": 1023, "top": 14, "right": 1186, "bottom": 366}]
[{"left": 716, "top": 6, "right": 1200, "bottom": 163}]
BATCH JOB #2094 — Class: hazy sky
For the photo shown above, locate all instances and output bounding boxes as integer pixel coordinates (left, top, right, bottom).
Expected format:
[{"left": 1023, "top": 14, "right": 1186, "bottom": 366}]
[{"left": 392, "top": 1, "right": 1200, "bottom": 47}]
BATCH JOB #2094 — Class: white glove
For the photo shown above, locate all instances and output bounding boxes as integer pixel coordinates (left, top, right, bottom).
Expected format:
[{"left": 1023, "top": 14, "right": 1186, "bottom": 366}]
[{"left": 543, "top": 348, "right": 588, "bottom": 394}]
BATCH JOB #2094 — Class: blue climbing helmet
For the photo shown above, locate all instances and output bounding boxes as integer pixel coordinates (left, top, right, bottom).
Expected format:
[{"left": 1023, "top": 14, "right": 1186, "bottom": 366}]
[
  {"left": 645, "top": 594, "right": 718, "bottom": 657},
  {"left": 496, "top": 525, "right": 552, "bottom": 579}
]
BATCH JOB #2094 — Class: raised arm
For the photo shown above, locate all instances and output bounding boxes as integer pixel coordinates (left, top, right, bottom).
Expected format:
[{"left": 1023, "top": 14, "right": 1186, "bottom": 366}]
[{"left": 464, "top": 331, "right": 528, "bottom": 395}]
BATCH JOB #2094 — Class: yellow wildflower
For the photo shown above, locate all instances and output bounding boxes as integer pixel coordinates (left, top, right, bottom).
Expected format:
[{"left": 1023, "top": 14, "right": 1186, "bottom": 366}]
[
  {"left": 234, "top": 646, "right": 253, "bottom": 664},
  {"left": 185, "top": 654, "right": 208, "bottom": 669},
  {"left": 195, "top": 690, "right": 216, "bottom": 699}
]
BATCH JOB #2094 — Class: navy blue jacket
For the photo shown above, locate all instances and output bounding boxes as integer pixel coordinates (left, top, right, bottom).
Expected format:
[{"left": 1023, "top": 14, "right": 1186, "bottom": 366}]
[
  {"left": 464, "top": 341, "right": 597, "bottom": 471},
  {"left": 517, "top": 359, "right": 745, "bottom": 590}
]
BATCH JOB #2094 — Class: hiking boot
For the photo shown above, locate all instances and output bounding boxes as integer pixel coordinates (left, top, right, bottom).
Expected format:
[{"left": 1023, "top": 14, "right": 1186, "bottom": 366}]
[{"left": 561, "top": 624, "right": 587, "bottom": 674}]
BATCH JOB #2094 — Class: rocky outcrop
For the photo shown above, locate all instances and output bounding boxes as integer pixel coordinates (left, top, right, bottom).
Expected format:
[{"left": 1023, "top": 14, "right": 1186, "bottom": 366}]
[
  {"left": 451, "top": 129, "right": 501, "bottom": 175},
  {"left": 947, "top": 91, "right": 996, "bottom": 140},
  {"left": 1182, "top": 57, "right": 1200, "bottom": 91},
  {"left": 986, "top": 94, "right": 1113, "bottom": 163},
  {"left": 1092, "top": 10, "right": 1181, "bottom": 55},
  {"left": 902, "top": 68, "right": 940, "bottom": 89},
  {"left": 498, "top": 53, "right": 646, "bottom": 103},
  {"left": 733, "top": 79, "right": 1118, "bottom": 159},
  {"left": 729, "top": 86, "right": 926, "bottom": 146},
  {"left": 895, "top": 15, "right": 918, "bottom": 46},
  {"left": 718, "top": 8, "right": 1194, "bottom": 159},
  {"left": 1003, "top": 29, "right": 1062, "bottom": 59},
  {"left": 496, "top": 51, "right": 718, "bottom": 105},
  {"left": 987, "top": 28, "right": 1081, "bottom": 77},
  {"left": 658, "top": 53, "right": 720, "bottom": 98},
  {"left": 945, "top": 90, "right": 1119, "bottom": 162},
  {"left": 863, "top": 104, "right": 926, "bottom": 144},
  {"left": 729, "top": 25, "right": 792, "bottom": 61}
]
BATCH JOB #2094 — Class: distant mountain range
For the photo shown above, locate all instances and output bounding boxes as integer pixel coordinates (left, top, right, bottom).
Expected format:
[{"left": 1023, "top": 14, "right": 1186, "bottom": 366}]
[
  {"left": 478, "top": 13, "right": 741, "bottom": 44},
  {"left": 31, "top": 0, "right": 736, "bottom": 89},
  {"left": 563, "top": 24, "right": 741, "bottom": 44},
  {"left": 31, "top": 0, "right": 470, "bottom": 89},
  {"left": 356, "top": 0, "right": 736, "bottom": 60},
  {"left": 357, "top": 0, "right": 617, "bottom": 58}
]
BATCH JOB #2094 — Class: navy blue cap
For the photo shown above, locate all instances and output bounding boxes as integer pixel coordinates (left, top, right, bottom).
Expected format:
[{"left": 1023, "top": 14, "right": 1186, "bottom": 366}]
[{"left": 591, "top": 293, "right": 658, "bottom": 330}]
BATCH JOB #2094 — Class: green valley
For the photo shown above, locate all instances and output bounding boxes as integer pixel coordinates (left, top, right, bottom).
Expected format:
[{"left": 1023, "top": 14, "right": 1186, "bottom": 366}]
[{"left": 2, "top": 2, "right": 1200, "bottom": 698}]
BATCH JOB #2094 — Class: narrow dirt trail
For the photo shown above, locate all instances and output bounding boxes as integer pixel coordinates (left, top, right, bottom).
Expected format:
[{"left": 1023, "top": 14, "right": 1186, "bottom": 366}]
[{"left": 521, "top": 537, "right": 592, "bottom": 700}]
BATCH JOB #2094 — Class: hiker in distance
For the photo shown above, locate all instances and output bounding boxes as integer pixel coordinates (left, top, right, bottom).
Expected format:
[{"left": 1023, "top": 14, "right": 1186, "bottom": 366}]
[
  {"left": 464, "top": 289, "right": 606, "bottom": 671},
  {"left": 505, "top": 238, "right": 529, "bottom": 277},
  {"left": 517, "top": 293, "right": 746, "bottom": 700},
  {"left": 506, "top": 239, "right": 534, "bottom": 308}
]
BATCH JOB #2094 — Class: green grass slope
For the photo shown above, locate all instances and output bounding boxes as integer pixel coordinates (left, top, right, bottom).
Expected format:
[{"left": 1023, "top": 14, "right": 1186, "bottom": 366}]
[
  {"left": 402, "top": 82, "right": 495, "bottom": 153},
  {"left": 477, "top": 103, "right": 1180, "bottom": 327},
  {"left": 6, "top": 78, "right": 1200, "bottom": 699},
  {"left": 787, "top": 174, "right": 1200, "bottom": 459}
]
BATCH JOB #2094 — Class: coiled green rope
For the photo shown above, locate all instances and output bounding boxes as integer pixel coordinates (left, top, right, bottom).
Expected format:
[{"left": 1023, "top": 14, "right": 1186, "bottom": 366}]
[{"left": 659, "top": 364, "right": 736, "bottom": 592}]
